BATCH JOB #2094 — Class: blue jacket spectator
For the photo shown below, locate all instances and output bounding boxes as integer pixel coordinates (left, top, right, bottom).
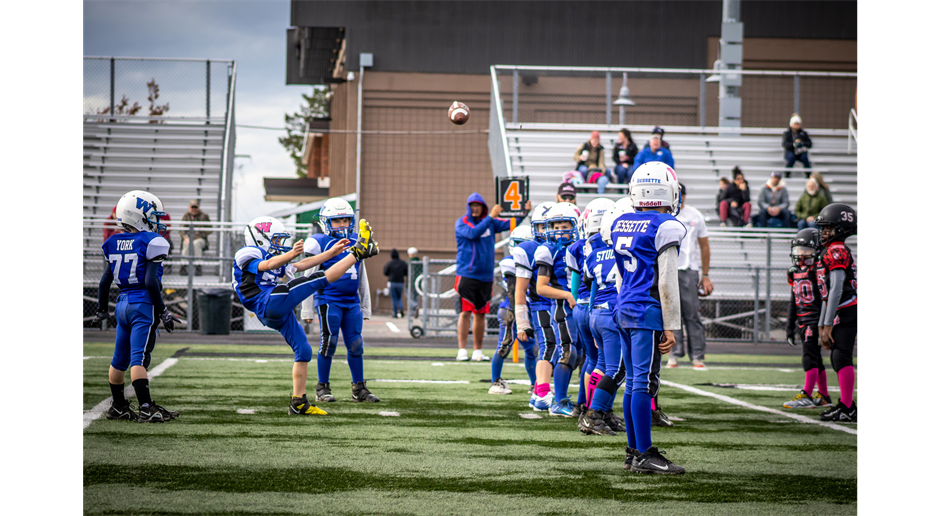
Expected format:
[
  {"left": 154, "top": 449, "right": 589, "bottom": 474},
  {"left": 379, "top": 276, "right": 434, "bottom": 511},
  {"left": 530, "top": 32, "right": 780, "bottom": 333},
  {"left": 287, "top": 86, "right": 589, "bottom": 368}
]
[
  {"left": 633, "top": 133, "right": 675, "bottom": 169},
  {"left": 454, "top": 192, "right": 513, "bottom": 282}
]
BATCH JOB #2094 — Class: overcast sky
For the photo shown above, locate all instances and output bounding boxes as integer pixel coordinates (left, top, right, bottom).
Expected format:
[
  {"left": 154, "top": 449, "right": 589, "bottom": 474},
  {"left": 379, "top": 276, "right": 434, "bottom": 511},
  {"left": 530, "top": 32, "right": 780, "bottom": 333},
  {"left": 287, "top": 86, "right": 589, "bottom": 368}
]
[{"left": 84, "top": 0, "right": 310, "bottom": 221}]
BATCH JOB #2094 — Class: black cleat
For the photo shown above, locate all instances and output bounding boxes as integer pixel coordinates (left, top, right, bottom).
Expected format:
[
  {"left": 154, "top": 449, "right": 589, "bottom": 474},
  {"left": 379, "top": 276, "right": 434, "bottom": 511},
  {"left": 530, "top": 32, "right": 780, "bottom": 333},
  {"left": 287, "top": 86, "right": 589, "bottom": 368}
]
[
  {"left": 351, "top": 381, "right": 380, "bottom": 402},
  {"left": 651, "top": 409, "right": 675, "bottom": 428},
  {"left": 138, "top": 403, "right": 179, "bottom": 423},
  {"left": 578, "top": 409, "right": 617, "bottom": 436},
  {"left": 623, "top": 446, "right": 642, "bottom": 470},
  {"left": 631, "top": 446, "right": 685, "bottom": 475},
  {"left": 106, "top": 401, "right": 138, "bottom": 421},
  {"left": 289, "top": 394, "right": 328, "bottom": 416},
  {"left": 571, "top": 403, "right": 585, "bottom": 419},
  {"left": 820, "top": 401, "right": 856, "bottom": 422},
  {"left": 604, "top": 411, "right": 628, "bottom": 433},
  {"left": 316, "top": 382, "right": 336, "bottom": 403}
]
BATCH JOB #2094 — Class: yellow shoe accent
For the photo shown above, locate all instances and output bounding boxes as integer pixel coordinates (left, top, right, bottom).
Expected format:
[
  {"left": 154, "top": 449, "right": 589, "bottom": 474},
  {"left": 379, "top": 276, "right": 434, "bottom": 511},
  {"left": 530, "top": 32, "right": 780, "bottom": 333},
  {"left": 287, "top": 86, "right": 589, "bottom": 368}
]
[{"left": 305, "top": 405, "right": 328, "bottom": 415}]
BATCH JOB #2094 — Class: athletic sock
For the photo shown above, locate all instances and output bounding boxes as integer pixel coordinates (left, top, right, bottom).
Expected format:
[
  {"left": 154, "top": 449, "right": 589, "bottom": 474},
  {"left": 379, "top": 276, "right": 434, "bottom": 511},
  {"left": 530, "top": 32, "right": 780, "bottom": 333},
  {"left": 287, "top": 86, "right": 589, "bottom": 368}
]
[
  {"left": 317, "top": 355, "right": 333, "bottom": 384},
  {"left": 602, "top": 385, "right": 619, "bottom": 413},
  {"left": 534, "top": 382, "right": 551, "bottom": 398},
  {"left": 817, "top": 369, "right": 829, "bottom": 397},
  {"left": 132, "top": 378, "right": 152, "bottom": 407},
  {"left": 586, "top": 372, "right": 603, "bottom": 407},
  {"left": 576, "top": 366, "right": 587, "bottom": 405},
  {"left": 523, "top": 354, "right": 537, "bottom": 386},
  {"left": 553, "top": 363, "right": 572, "bottom": 400},
  {"left": 650, "top": 397, "right": 657, "bottom": 411},
  {"left": 631, "top": 391, "right": 653, "bottom": 453},
  {"left": 491, "top": 353, "right": 505, "bottom": 384},
  {"left": 622, "top": 393, "right": 637, "bottom": 449},
  {"left": 347, "top": 354, "right": 365, "bottom": 384},
  {"left": 803, "top": 369, "right": 819, "bottom": 396},
  {"left": 109, "top": 383, "right": 126, "bottom": 405},
  {"left": 589, "top": 375, "right": 617, "bottom": 412},
  {"left": 837, "top": 366, "right": 855, "bottom": 406}
]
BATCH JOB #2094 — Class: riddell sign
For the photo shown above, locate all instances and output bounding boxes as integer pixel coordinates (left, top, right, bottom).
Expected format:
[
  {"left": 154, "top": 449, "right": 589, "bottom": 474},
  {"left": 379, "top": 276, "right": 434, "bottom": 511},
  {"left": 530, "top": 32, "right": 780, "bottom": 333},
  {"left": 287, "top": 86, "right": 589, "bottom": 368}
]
[{"left": 495, "top": 176, "right": 530, "bottom": 219}]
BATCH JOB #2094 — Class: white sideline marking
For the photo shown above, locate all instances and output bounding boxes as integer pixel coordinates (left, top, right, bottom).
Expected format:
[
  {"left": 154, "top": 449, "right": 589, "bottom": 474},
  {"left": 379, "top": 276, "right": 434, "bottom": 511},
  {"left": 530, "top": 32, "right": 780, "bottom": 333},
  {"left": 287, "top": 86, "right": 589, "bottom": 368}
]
[
  {"left": 661, "top": 380, "right": 857, "bottom": 435},
  {"left": 431, "top": 362, "right": 445, "bottom": 366},
  {"left": 83, "top": 358, "right": 179, "bottom": 430},
  {"left": 519, "top": 413, "right": 542, "bottom": 419},
  {"left": 236, "top": 409, "right": 255, "bottom": 415},
  {"left": 255, "top": 360, "right": 268, "bottom": 363},
  {"left": 379, "top": 411, "right": 400, "bottom": 417},
  {"left": 371, "top": 379, "right": 469, "bottom": 384},
  {"left": 386, "top": 322, "right": 401, "bottom": 333},
  {"left": 707, "top": 383, "right": 850, "bottom": 392},
  {"left": 504, "top": 379, "right": 533, "bottom": 385}
]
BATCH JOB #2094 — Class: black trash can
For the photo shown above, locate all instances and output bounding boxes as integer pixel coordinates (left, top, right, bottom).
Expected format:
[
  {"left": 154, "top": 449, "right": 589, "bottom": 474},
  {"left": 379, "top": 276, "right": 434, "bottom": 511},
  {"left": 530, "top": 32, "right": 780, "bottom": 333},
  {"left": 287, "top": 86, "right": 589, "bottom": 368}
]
[{"left": 198, "top": 289, "right": 233, "bottom": 335}]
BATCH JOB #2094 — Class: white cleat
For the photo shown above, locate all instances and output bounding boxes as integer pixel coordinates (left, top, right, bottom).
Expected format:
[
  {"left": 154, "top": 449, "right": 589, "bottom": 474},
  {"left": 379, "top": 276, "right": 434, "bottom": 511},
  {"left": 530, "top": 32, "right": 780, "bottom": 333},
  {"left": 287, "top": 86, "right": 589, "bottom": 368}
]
[
  {"left": 488, "top": 378, "right": 512, "bottom": 395},
  {"left": 471, "top": 350, "right": 490, "bottom": 362},
  {"left": 456, "top": 349, "right": 469, "bottom": 361}
]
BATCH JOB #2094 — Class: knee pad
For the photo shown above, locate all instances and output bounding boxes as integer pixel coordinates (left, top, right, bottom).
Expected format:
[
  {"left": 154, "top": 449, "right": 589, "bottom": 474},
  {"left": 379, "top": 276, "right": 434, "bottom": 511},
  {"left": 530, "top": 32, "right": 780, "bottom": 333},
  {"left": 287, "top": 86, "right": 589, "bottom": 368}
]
[
  {"left": 346, "top": 336, "right": 364, "bottom": 357},
  {"left": 830, "top": 347, "right": 854, "bottom": 373},
  {"left": 497, "top": 340, "right": 512, "bottom": 359},
  {"left": 523, "top": 341, "right": 537, "bottom": 360},
  {"left": 597, "top": 374, "right": 618, "bottom": 395},
  {"left": 802, "top": 351, "right": 823, "bottom": 372},
  {"left": 296, "top": 342, "right": 313, "bottom": 362},
  {"left": 319, "top": 335, "right": 339, "bottom": 357},
  {"left": 110, "top": 358, "right": 129, "bottom": 372}
]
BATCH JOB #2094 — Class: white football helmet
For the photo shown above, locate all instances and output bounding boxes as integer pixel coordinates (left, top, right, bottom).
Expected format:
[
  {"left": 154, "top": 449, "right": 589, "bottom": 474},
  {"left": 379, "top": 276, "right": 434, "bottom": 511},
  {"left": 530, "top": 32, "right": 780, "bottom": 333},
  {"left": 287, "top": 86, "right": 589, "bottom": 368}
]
[
  {"left": 581, "top": 198, "right": 616, "bottom": 237},
  {"left": 245, "top": 216, "right": 292, "bottom": 255},
  {"left": 508, "top": 224, "right": 533, "bottom": 251},
  {"left": 318, "top": 197, "right": 357, "bottom": 239},
  {"left": 544, "top": 202, "right": 581, "bottom": 245},
  {"left": 599, "top": 197, "right": 635, "bottom": 245},
  {"left": 629, "top": 161, "right": 681, "bottom": 215},
  {"left": 530, "top": 201, "right": 556, "bottom": 243},
  {"left": 116, "top": 190, "right": 166, "bottom": 233}
]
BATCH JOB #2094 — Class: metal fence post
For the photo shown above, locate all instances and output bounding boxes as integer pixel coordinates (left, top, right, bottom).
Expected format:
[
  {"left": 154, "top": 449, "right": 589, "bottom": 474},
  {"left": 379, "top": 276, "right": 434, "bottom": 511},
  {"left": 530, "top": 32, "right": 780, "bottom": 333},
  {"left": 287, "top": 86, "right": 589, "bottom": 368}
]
[
  {"left": 109, "top": 58, "right": 115, "bottom": 121},
  {"left": 794, "top": 75, "right": 800, "bottom": 115},
  {"left": 421, "top": 256, "right": 430, "bottom": 333},
  {"left": 187, "top": 222, "right": 196, "bottom": 331},
  {"left": 699, "top": 73, "right": 707, "bottom": 127},
  {"left": 606, "top": 71, "right": 612, "bottom": 126},
  {"left": 753, "top": 269, "right": 760, "bottom": 344},
  {"left": 765, "top": 237, "right": 772, "bottom": 338},
  {"left": 206, "top": 60, "right": 211, "bottom": 118},
  {"left": 512, "top": 69, "right": 519, "bottom": 125}
]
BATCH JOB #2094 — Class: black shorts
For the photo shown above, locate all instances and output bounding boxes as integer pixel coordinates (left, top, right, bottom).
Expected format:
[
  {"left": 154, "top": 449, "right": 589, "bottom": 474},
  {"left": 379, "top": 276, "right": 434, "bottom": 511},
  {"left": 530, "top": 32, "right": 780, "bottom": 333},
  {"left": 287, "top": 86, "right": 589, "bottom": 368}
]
[{"left": 455, "top": 276, "right": 492, "bottom": 314}]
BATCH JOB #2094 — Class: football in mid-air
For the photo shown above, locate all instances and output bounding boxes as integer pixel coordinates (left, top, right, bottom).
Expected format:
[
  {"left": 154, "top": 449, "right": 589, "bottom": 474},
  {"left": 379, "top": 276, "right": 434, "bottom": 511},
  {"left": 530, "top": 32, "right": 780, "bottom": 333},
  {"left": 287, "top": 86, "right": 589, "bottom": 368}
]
[{"left": 448, "top": 101, "right": 469, "bottom": 125}]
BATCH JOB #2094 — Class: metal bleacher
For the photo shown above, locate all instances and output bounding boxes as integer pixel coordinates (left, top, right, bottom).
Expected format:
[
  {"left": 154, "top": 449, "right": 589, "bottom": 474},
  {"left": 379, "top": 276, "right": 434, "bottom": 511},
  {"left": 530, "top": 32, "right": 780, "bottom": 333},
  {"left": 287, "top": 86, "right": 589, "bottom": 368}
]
[{"left": 502, "top": 123, "right": 857, "bottom": 222}]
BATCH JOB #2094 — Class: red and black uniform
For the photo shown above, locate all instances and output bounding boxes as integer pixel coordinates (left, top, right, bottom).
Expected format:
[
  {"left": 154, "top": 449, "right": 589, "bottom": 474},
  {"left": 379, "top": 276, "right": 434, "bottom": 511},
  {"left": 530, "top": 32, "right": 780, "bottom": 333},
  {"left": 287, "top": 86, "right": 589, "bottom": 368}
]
[
  {"left": 787, "top": 264, "right": 824, "bottom": 372},
  {"left": 817, "top": 241, "right": 857, "bottom": 373}
]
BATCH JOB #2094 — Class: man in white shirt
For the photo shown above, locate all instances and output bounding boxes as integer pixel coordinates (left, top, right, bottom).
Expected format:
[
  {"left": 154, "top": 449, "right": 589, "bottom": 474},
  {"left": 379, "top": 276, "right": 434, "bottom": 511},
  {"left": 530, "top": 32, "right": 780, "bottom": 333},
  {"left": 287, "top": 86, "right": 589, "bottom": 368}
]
[{"left": 668, "top": 184, "right": 714, "bottom": 369}]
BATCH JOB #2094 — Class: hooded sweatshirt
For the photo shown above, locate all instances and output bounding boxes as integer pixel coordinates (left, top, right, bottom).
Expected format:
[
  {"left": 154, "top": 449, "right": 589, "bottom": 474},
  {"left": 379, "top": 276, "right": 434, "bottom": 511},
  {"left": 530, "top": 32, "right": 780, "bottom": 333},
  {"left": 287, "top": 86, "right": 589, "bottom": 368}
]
[
  {"left": 758, "top": 179, "right": 790, "bottom": 211},
  {"left": 454, "top": 192, "right": 514, "bottom": 282}
]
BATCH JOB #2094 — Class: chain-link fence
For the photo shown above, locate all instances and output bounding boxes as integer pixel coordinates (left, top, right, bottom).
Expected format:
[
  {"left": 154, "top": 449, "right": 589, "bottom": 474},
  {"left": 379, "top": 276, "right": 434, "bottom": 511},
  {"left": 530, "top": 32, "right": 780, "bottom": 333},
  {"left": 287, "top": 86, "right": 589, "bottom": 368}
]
[
  {"left": 83, "top": 57, "right": 233, "bottom": 118},
  {"left": 493, "top": 66, "right": 856, "bottom": 130}
]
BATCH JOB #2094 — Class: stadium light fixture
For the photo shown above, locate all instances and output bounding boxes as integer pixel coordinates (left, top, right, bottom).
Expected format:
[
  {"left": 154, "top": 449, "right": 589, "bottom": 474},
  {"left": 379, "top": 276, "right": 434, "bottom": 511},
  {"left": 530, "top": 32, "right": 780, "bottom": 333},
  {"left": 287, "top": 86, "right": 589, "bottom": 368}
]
[
  {"left": 613, "top": 73, "right": 635, "bottom": 106},
  {"left": 706, "top": 59, "right": 723, "bottom": 83}
]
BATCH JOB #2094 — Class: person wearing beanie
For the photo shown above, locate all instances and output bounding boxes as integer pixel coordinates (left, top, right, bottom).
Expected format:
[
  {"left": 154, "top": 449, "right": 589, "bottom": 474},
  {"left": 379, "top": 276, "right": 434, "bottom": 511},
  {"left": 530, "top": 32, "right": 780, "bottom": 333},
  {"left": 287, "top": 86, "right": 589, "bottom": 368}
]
[
  {"left": 634, "top": 131, "right": 675, "bottom": 169},
  {"left": 782, "top": 113, "right": 813, "bottom": 177},
  {"left": 757, "top": 171, "right": 792, "bottom": 228},
  {"left": 556, "top": 182, "right": 577, "bottom": 204}
]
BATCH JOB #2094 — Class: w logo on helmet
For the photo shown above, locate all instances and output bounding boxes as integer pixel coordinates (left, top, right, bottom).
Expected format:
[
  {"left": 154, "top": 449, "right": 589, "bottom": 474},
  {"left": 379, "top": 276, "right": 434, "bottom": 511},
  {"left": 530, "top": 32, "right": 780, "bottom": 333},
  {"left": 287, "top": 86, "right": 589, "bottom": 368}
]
[
  {"left": 136, "top": 198, "right": 152, "bottom": 213},
  {"left": 255, "top": 222, "right": 272, "bottom": 233}
]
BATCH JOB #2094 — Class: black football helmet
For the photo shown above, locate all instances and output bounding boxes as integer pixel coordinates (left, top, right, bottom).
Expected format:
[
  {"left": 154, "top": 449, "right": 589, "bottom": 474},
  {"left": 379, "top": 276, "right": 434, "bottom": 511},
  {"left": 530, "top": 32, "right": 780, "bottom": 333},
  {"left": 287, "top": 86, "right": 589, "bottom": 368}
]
[
  {"left": 790, "top": 228, "right": 819, "bottom": 267},
  {"left": 814, "top": 203, "right": 857, "bottom": 247}
]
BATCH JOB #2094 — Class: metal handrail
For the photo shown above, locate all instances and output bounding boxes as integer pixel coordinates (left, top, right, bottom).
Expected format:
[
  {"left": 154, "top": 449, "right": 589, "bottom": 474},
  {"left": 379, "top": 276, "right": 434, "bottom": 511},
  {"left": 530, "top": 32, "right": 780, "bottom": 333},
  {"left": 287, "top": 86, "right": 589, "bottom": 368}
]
[
  {"left": 84, "top": 56, "right": 236, "bottom": 63},
  {"left": 490, "top": 66, "right": 513, "bottom": 177},
  {"left": 847, "top": 108, "right": 858, "bottom": 153},
  {"left": 83, "top": 114, "right": 226, "bottom": 122},
  {"left": 504, "top": 122, "right": 851, "bottom": 137},
  {"left": 493, "top": 64, "right": 857, "bottom": 78}
]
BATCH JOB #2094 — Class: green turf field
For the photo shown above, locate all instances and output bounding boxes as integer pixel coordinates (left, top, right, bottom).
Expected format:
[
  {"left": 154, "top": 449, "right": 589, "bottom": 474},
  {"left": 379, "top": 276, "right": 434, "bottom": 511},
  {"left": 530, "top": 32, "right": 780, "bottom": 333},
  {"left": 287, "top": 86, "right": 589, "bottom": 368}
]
[{"left": 83, "top": 341, "right": 857, "bottom": 515}]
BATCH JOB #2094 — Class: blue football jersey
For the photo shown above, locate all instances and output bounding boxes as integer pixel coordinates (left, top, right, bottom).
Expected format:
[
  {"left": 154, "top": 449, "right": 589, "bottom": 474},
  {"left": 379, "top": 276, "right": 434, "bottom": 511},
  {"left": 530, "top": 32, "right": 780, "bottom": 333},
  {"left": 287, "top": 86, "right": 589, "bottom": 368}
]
[
  {"left": 304, "top": 233, "right": 361, "bottom": 305},
  {"left": 564, "top": 238, "right": 591, "bottom": 302},
  {"left": 102, "top": 232, "right": 170, "bottom": 305},
  {"left": 583, "top": 233, "right": 620, "bottom": 308},
  {"left": 232, "top": 246, "right": 295, "bottom": 315},
  {"left": 535, "top": 242, "right": 570, "bottom": 292},
  {"left": 512, "top": 240, "right": 550, "bottom": 311},
  {"left": 609, "top": 210, "right": 687, "bottom": 330}
]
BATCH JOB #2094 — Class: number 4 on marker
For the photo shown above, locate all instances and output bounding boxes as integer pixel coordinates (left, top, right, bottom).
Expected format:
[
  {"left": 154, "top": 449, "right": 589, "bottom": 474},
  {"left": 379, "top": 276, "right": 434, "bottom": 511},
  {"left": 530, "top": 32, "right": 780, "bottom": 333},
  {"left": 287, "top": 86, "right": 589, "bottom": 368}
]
[{"left": 504, "top": 181, "right": 522, "bottom": 211}]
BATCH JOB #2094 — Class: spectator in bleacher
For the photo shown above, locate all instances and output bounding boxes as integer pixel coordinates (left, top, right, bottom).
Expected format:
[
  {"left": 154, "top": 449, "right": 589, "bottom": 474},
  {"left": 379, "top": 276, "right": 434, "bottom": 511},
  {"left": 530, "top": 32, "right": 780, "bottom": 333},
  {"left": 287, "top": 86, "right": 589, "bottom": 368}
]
[
  {"left": 642, "top": 126, "right": 671, "bottom": 150},
  {"left": 810, "top": 171, "right": 833, "bottom": 204},
  {"left": 103, "top": 205, "right": 123, "bottom": 241},
  {"left": 795, "top": 178, "right": 829, "bottom": 230},
  {"left": 612, "top": 128, "right": 638, "bottom": 184},
  {"left": 717, "top": 166, "right": 752, "bottom": 227},
  {"left": 667, "top": 183, "right": 713, "bottom": 369},
  {"left": 756, "top": 171, "right": 791, "bottom": 228},
  {"left": 556, "top": 181, "right": 577, "bottom": 204},
  {"left": 782, "top": 113, "right": 813, "bottom": 177},
  {"left": 408, "top": 247, "right": 421, "bottom": 318},
  {"left": 180, "top": 199, "right": 211, "bottom": 276},
  {"left": 572, "top": 131, "right": 609, "bottom": 182},
  {"left": 633, "top": 131, "right": 675, "bottom": 170},
  {"left": 383, "top": 249, "right": 408, "bottom": 318}
]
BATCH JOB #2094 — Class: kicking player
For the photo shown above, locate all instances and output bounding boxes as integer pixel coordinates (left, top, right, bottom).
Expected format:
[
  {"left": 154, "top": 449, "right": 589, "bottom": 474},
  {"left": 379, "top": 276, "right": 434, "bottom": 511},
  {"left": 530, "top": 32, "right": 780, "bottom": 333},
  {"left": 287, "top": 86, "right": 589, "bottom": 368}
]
[
  {"left": 490, "top": 225, "right": 537, "bottom": 395},
  {"left": 567, "top": 198, "right": 614, "bottom": 418},
  {"left": 94, "top": 191, "right": 181, "bottom": 423},
  {"left": 814, "top": 204, "right": 857, "bottom": 422},
  {"left": 783, "top": 228, "right": 832, "bottom": 409},
  {"left": 535, "top": 202, "right": 584, "bottom": 417},
  {"left": 300, "top": 198, "right": 380, "bottom": 404},
  {"left": 514, "top": 202, "right": 555, "bottom": 410},
  {"left": 609, "top": 162, "right": 687, "bottom": 474},
  {"left": 234, "top": 215, "right": 379, "bottom": 416}
]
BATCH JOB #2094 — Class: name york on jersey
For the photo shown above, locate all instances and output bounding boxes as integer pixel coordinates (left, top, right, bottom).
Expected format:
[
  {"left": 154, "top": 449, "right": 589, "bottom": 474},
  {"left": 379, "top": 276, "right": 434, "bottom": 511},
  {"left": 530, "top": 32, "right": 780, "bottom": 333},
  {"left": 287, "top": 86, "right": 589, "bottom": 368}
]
[
  {"left": 116, "top": 240, "right": 135, "bottom": 251},
  {"left": 613, "top": 219, "right": 651, "bottom": 233}
]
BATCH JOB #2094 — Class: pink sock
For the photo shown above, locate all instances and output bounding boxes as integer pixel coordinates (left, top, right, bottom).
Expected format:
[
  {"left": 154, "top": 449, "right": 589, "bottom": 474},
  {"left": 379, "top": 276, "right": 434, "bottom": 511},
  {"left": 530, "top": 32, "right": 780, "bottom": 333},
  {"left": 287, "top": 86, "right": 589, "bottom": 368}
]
[
  {"left": 585, "top": 372, "right": 602, "bottom": 406},
  {"left": 803, "top": 369, "right": 818, "bottom": 395},
  {"left": 535, "top": 382, "right": 551, "bottom": 397},
  {"left": 837, "top": 367, "right": 855, "bottom": 406},
  {"left": 651, "top": 398, "right": 657, "bottom": 410},
  {"left": 817, "top": 369, "right": 829, "bottom": 397}
]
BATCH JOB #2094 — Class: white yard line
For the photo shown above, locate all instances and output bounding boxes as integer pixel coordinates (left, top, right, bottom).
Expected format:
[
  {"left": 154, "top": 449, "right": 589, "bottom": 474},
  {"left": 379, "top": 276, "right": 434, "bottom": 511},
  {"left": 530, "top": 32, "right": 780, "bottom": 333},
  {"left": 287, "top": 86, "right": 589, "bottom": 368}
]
[
  {"left": 82, "top": 358, "right": 179, "bottom": 430},
  {"left": 385, "top": 322, "right": 401, "bottom": 333},
  {"left": 661, "top": 379, "right": 857, "bottom": 435},
  {"left": 370, "top": 379, "right": 470, "bottom": 384}
]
